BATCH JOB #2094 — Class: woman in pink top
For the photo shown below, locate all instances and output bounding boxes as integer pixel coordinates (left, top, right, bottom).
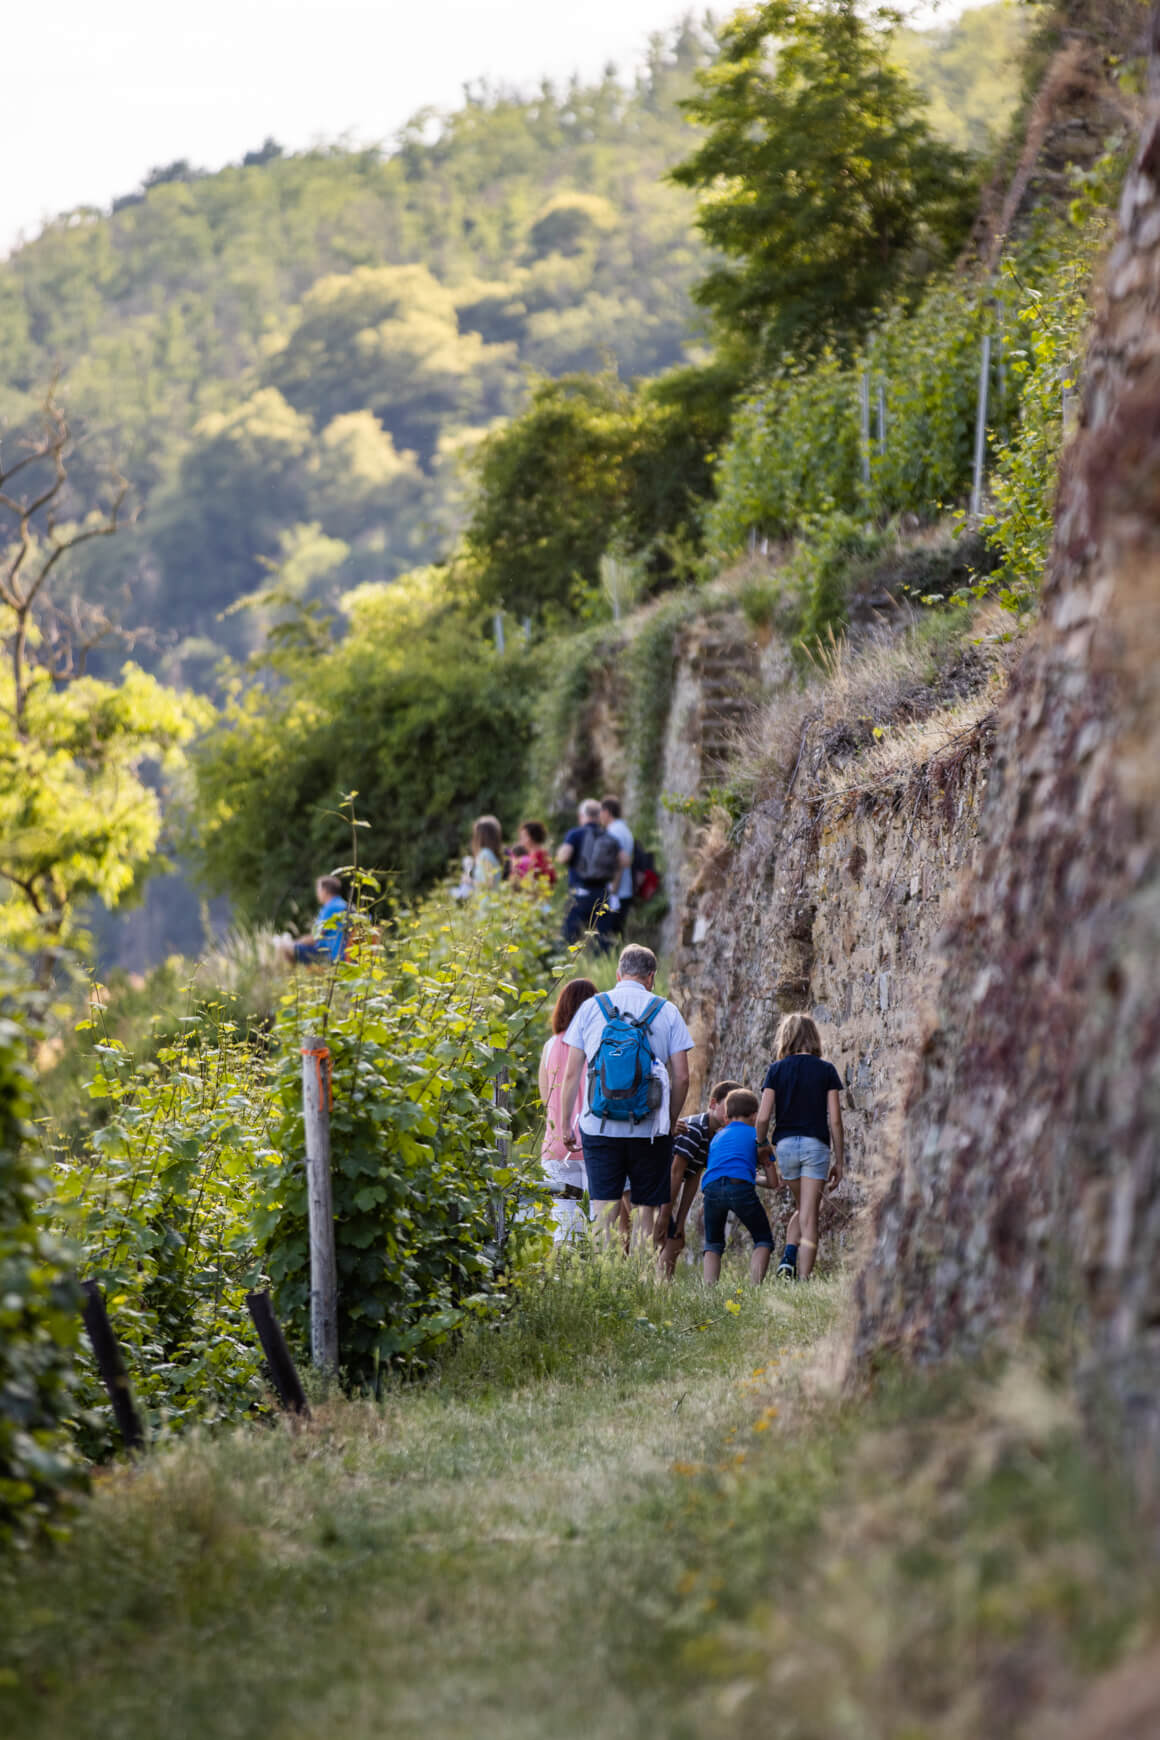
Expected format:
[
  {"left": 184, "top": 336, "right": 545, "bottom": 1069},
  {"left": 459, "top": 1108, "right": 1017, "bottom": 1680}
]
[{"left": 538, "top": 976, "right": 597, "bottom": 1242}]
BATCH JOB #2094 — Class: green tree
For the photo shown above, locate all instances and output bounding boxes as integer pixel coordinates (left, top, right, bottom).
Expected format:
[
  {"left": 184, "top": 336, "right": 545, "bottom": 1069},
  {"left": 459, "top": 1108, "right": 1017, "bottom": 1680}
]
[
  {"left": 188, "top": 570, "right": 534, "bottom": 920},
  {"left": 671, "top": 0, "right": 978, "bottom": 372},
  {"left": 0, "top": 401, "right": 209, "bottom": 958},
  {"left": 463, "top": 374, "right": 635, "bottom": 622},
  {"left": 262, "top": 265, "right": 515, "bottom": 462},
  {"left": 462, "top": 365, "right": 727, "bottom": 624},
  {"left": 148, "top": 388, "right": 315, "bottom": 631}
]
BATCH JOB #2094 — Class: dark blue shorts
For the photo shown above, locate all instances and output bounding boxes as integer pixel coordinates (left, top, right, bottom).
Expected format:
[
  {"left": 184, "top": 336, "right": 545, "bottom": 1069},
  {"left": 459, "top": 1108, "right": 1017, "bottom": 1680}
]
[
  {"left": 702, "top": 1177, "right": 774, "bottom": 1254},
  {"left": 581, "top": 1133, "right": 673, "bottom": 1207}
]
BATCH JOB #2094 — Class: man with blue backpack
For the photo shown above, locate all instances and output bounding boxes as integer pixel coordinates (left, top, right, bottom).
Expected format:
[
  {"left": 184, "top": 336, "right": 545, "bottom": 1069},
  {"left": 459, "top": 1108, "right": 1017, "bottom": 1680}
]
[{"left": 558, "top": 944, "right": 694, "bottom": 1238}]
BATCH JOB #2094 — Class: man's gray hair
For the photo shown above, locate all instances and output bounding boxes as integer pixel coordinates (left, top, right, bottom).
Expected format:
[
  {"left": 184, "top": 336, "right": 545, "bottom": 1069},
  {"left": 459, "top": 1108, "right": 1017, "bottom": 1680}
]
[
  {"left": 618, "top": 944, "right": 657, "bottom": 982},
  {"left": 579, "top": 798, "right": 601, "bottom": 822}
]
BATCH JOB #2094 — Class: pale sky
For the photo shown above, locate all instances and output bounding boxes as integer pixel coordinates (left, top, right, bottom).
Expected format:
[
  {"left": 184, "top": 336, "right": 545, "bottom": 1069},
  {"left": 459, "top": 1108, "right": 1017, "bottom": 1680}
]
[{"left": 7, "top": 0, "right": 972, "bottom": 257}]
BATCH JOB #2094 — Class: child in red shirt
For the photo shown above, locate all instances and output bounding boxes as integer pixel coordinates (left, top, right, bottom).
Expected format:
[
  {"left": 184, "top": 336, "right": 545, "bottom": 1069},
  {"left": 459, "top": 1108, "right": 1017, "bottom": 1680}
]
[{"left": 512, "top": 819, "right": 557, "bottom": 889}]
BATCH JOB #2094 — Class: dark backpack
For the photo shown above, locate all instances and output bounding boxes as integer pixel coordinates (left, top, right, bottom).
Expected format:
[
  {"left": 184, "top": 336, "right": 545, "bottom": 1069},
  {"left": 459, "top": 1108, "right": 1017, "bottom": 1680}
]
[
  {"left": 575, "top": 824, "right": 621, "bottom": 889},
  {"left": 587, "top": 992, "right": 665, "bottom": 1128}
]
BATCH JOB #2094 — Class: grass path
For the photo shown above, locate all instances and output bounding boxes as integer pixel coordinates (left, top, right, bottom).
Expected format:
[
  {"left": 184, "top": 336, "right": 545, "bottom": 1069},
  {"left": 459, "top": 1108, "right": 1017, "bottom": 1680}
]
[{"left": 1, "top": 1260, "right": 1157, "bottom": 1740}]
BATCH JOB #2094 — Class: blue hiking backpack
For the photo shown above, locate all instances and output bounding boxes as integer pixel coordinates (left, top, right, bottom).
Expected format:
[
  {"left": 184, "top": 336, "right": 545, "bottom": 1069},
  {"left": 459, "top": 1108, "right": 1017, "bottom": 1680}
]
[{"left": 587, "top": 992, "right": 666, "bottom": 1129}]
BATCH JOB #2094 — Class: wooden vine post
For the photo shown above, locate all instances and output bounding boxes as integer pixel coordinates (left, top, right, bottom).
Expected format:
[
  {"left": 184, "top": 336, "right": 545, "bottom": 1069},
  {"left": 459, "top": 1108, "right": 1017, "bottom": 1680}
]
[
  {"left": 492, "top": 1067, "right": 511, "bottom": 1260},
  {"left": 301, "top": 1035, "right": 338, "bottom": 1374},
  {"left": 246, "top": 1290, "right": 311, "bottom": 1417},
  {"left": 81, "top": 1280, "right": 144, "bottom": 1452}
]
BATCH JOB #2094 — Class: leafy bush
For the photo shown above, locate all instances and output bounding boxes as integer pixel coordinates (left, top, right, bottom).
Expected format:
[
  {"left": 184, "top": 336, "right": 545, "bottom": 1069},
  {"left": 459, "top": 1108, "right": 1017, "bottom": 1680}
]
[
  {"left": 707, "top": 351, "right": 863, "bottom": 545},
  {"left": 189, "top": 576, "right": 537, "bottom": 924},
  {"left": 51, "top": 997, "right": 271, "bottom": 1456},
  {"left": 45, "top": 882, "right": 565, "bottom": 1434},
  {"left": 524, "top": 621, "right": 622, "bottom": 827},
  {"left": 464, "top": 374, "right": 637, "bottom": 623},
  {"left": 257, "top": 890, "right": 558, "bottom": 1379},
  {"left": 709, "top": 196, "right": 1113, "bottom": 622},
  {"left": 708, "top": 207, "right": 1105, "bottom": 557},
  {"left": 866, "top": 275, "right": 999, "bottom": 517},
  {"left": 463, "top": 370, "right": 724, "bottom": 626},
  {"left": 707, "top": 276, "right": 1009, "bottom": 556},
  {"left": 980, "top": 182, "right": 1117, "bottom": 611},
  {"left": 0, "top": 992, "right": 85, "bottom": 1547}
]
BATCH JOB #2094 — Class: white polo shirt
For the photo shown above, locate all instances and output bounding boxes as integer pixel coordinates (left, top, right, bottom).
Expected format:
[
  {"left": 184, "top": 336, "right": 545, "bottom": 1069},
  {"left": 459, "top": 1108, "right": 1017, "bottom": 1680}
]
[
  {"left": 606, "top": 817, "right": 634, "bottom": 902},
  {"left": 564, "top": 979, "right": 694, "bottom": 1140}
]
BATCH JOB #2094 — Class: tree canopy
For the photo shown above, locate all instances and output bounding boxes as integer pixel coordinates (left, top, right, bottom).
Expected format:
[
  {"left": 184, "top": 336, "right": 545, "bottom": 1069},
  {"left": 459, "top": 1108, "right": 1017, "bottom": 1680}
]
[
  {"left": 462, "top": 363, "right": 731, "bottom": 622},
  {"left": 0, "top": 30, "right": 713, "bottom": 680},
  {"left": 188, "top": 574, "right": 535, "bottom": 918},
  {"left": 671, "top": 0, "right": 979, "bottom": 371},
  {"left": 0, "top": 12, "right": 1015, "bottom": 687}
]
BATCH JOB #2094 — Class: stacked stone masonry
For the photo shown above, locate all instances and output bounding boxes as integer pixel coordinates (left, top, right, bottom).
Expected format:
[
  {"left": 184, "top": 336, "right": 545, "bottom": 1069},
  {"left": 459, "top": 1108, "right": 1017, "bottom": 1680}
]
[
  {"left": 851, "top": 69, "right": 1160, "bottom": 1499},
  {"left": 669, "top": 709, "right": 996, "bottom": 1244}
]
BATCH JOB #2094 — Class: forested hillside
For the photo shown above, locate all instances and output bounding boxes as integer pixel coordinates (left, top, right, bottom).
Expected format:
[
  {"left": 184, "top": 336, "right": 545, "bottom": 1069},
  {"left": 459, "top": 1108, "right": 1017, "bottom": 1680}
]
[
  {"left": 0, "top": 26, "right": 710, "bottom": 681},
  {"left": 0, "top": 9, "right": 1026, "bottom": 687}
]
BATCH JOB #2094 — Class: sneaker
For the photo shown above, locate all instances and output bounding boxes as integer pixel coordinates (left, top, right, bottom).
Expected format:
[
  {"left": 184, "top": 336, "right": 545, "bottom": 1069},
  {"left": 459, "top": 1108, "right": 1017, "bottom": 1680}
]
[{"left": 775, "top": 1257, "right": 797, "bottom": 1280}]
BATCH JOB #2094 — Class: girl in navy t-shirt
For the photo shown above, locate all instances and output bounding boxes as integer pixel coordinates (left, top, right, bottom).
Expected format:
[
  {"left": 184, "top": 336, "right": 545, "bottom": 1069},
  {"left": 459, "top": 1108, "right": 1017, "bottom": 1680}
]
[{"left": 755, "top": 1013, "right": 844, "bottom": 1280}]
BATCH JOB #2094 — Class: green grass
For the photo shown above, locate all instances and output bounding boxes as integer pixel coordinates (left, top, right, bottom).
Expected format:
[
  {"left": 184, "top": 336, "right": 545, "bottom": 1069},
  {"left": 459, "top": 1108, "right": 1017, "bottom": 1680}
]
[{"left": 1, "top": 1257, "right": 1156, "bottom": 1740}]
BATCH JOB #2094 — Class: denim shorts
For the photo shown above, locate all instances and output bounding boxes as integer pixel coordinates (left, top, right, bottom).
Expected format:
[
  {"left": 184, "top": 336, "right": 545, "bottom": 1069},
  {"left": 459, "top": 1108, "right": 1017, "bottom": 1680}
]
[
  {"left": 775, "top": 1135, "right": 832, "bottom": 1182},
  {"left": 581, "top": 1133, "right": 673, "bottom": 1207},
  {"left": 702, "top": 1177, "right": 774, "bottom": 1254}
]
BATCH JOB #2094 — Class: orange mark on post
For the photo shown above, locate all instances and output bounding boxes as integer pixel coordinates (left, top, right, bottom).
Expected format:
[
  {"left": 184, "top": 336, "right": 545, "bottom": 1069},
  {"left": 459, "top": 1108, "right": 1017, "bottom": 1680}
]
[{"left": 301, "top": 1039, "right": 332, "bottom": 1111}]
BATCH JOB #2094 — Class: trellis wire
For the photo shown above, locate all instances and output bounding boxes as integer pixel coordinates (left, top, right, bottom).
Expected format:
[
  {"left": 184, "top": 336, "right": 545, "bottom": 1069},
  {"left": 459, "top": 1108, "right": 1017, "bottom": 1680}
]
[{"left": 970, "top": 331, "right": 992, "bottom": 520}]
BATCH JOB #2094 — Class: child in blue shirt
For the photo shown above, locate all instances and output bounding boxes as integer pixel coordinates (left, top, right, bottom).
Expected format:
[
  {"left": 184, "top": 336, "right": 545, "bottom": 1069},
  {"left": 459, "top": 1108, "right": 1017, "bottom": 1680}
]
[
  {"left": 280, "top": 875, "right": 349, "bottom": 966},
  {"left": 701, "top": 1087, "right": 776, "bottom": 1285}
]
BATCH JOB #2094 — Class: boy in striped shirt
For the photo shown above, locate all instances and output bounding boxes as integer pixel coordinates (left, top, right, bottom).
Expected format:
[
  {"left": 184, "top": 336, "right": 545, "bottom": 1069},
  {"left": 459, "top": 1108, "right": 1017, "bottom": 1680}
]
[{"left": 656, "top": 1078, "right": 745, "bottom": 1276}]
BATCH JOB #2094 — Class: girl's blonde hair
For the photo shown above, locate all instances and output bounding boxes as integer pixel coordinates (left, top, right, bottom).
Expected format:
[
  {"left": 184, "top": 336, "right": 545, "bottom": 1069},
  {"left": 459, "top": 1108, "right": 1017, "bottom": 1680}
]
[{"left": 775, "top": 1012, "right": 822, "bottom": 1059}]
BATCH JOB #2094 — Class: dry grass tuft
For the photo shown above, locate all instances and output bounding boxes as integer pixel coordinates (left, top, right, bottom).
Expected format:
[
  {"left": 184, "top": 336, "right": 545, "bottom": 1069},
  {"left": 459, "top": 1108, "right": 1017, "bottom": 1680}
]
[
  {"left": 688, "top": 805, "right": 736, "bottom": 898},
  {"left": 723, "top": 603, "right": 1020, "bottom": 816}
]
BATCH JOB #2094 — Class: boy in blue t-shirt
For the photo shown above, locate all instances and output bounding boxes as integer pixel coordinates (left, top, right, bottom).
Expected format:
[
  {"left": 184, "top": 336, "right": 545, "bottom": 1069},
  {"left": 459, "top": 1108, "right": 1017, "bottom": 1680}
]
[
  {"left": 280, "top": 874, "right": 349, "bottom": 966},
  {"left": 701, "top": 1088, "right": 777, "bottom": 1285}
]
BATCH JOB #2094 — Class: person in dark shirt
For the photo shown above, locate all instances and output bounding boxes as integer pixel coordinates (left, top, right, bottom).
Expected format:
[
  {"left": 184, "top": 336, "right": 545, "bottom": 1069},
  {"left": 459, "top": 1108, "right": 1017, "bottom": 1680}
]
[
  {"left": 656, "top": 1077, "right": 745, "bottom": 1277},
  {"left": 555, "top": 798, "right": 613, "bottom": 949},
  {"left": 756, "top": 1012, "right": 844, "bottom": 1281}
]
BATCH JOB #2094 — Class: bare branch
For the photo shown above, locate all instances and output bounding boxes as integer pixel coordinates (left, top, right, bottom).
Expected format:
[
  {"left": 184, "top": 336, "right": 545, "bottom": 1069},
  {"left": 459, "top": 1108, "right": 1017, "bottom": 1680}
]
[
  {"left": 21, "top": 485, "right": 129, "bottom": 614},
  {"left": 0, "top": 447, "right": 60, "bottom": 490},
  {"left": 40, "top": 593, "right": 123, "bottom": 681},
  {"left": 0, "top": 864, "right": 45, "bottom": 915},
  {"left": 0, "top": 390, "right": 131, "bottom": 737}
]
